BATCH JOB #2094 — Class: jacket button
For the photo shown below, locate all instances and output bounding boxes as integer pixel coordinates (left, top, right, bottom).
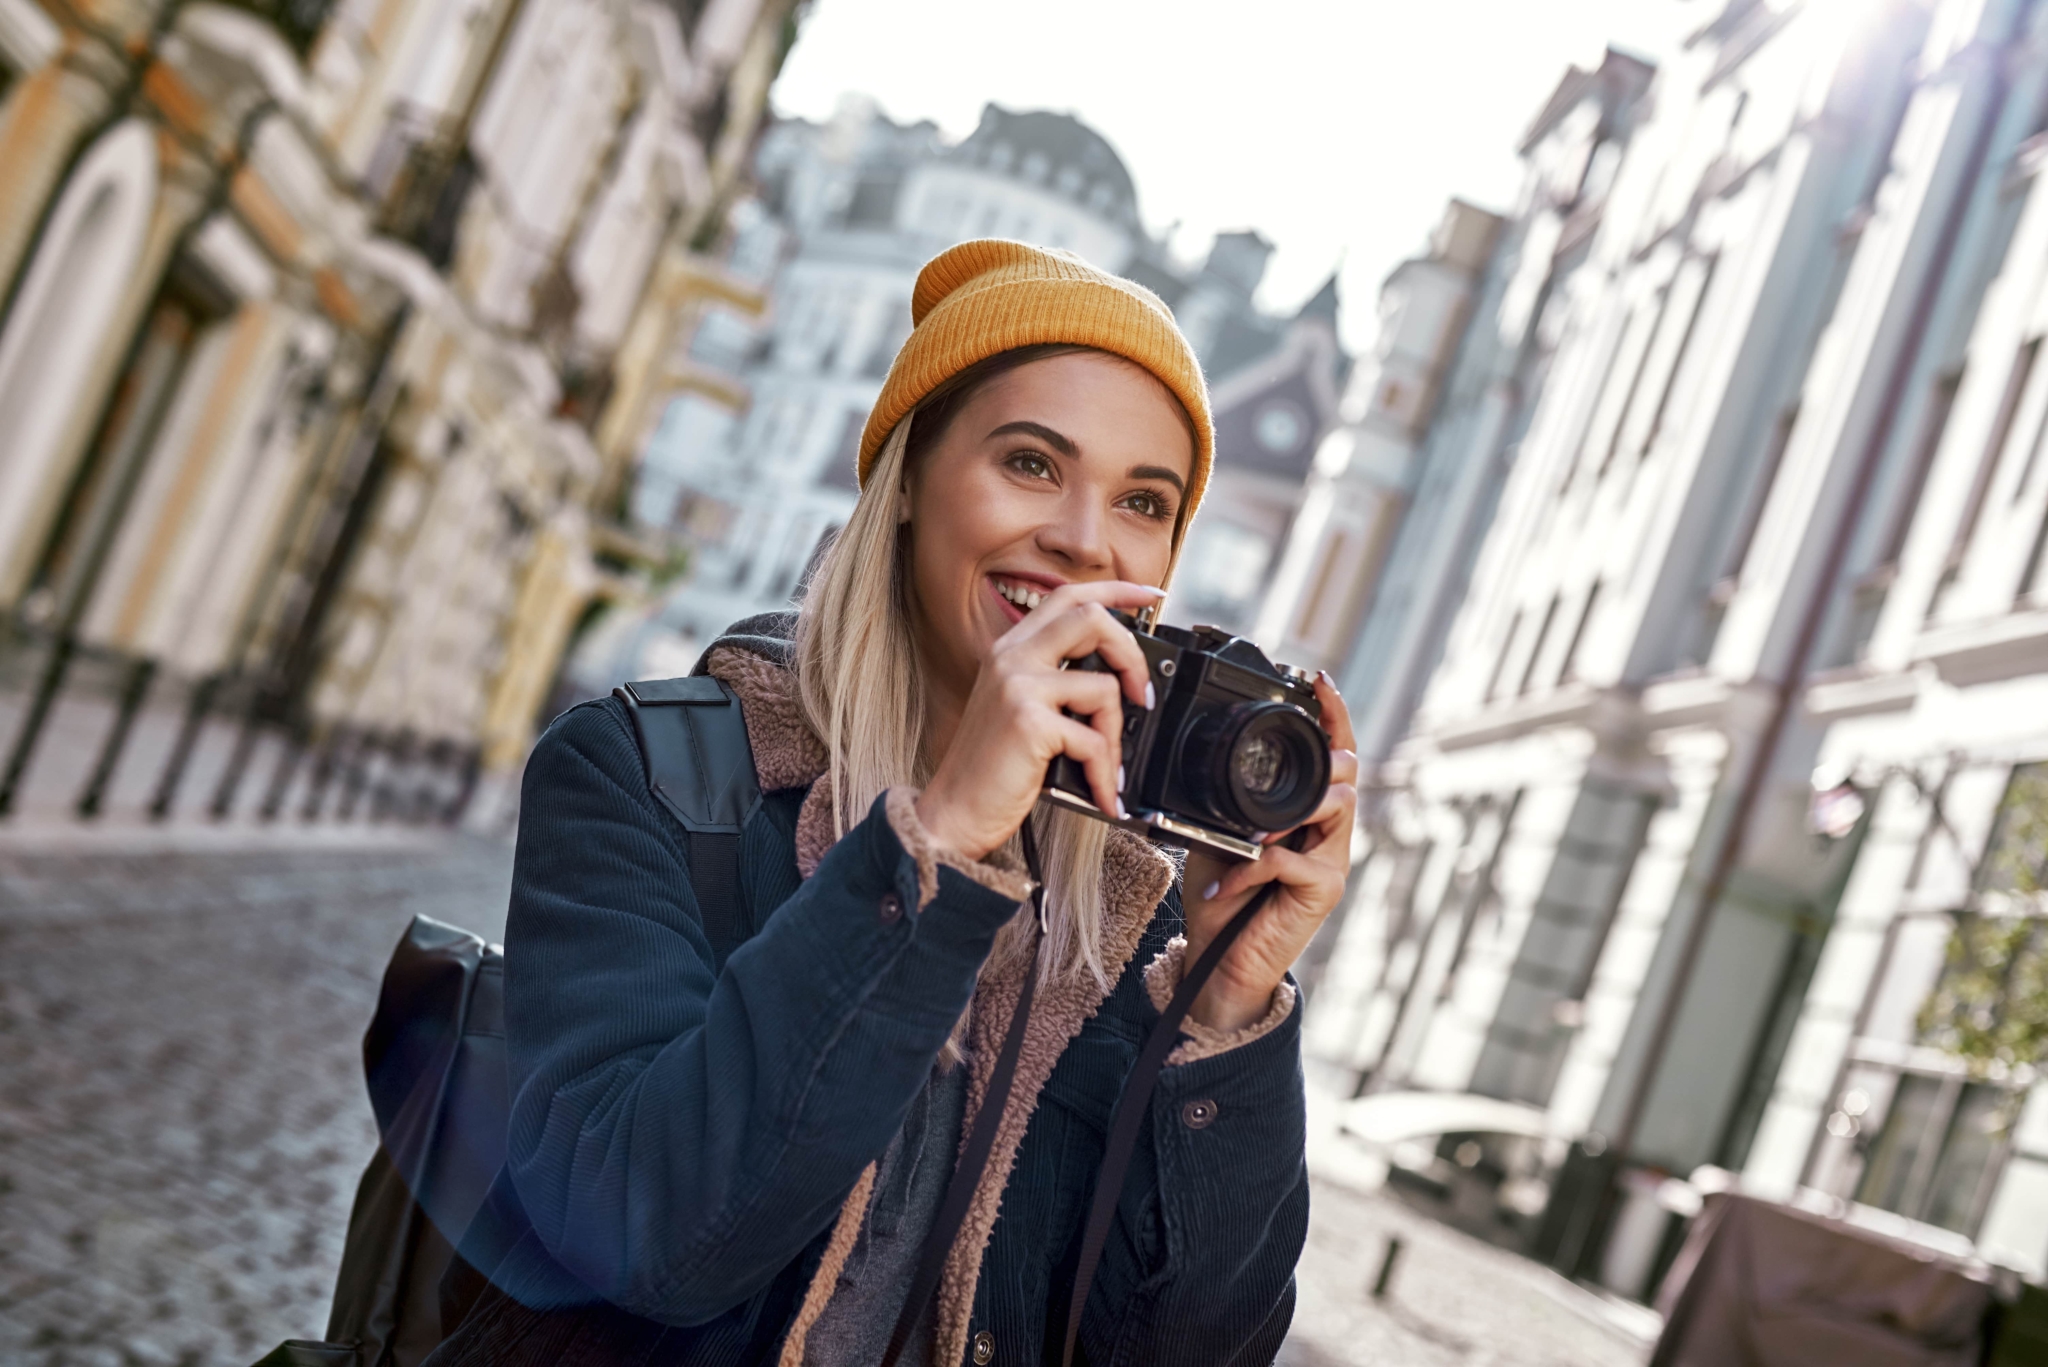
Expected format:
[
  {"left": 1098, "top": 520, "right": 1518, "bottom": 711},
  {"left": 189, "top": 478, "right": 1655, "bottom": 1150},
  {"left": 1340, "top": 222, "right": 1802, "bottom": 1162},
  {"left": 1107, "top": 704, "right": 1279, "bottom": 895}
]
[
  {"left": 972, "top": 1329, "right": 995, "bottom": 1364},
  {"left": 1181, "top": 1098, "right": 1218, "bottom": 1130},
  {"left": 879, "top": 891, "right": 903, "bottom": 923}
]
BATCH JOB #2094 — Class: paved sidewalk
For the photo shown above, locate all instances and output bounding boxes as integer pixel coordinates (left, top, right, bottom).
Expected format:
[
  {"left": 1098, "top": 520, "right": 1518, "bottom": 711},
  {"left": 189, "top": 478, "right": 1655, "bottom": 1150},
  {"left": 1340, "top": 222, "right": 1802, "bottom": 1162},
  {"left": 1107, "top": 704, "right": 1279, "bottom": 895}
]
[
  {"left": 0, "top": 835, "right": 514, "bottom": 1366},
  {"left": 0, "top": 835, "right": 1651, "bottom": 1365},
  {"left": 1281, "top": 1178, "right": 1652, "bottom": 1367}
]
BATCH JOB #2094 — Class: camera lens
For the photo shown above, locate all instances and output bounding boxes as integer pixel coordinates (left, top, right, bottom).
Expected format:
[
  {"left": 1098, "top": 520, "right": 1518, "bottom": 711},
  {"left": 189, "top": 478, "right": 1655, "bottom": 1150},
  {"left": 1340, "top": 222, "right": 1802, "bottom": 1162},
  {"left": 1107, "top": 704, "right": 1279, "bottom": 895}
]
[
  {"left": 1181, "top": 701, "right": 1329, "bottom": 834},
  {"left": 1233, "top": 734, "right": 1285, "bottom": 795}
]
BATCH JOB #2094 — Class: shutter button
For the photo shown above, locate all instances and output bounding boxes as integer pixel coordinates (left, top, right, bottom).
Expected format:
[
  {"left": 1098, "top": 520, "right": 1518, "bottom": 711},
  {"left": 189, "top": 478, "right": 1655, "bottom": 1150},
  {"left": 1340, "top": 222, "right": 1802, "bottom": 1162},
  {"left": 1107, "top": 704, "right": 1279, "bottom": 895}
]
[
  {"left": 1181, "top": 1098, "right": 1218, "bottom": 1130},
  {"left": 971, "top": 1330, "right": 995, "bottom": 1363},
  {"left": 878, "top": 891, "right": 903, "bottom": 924}
]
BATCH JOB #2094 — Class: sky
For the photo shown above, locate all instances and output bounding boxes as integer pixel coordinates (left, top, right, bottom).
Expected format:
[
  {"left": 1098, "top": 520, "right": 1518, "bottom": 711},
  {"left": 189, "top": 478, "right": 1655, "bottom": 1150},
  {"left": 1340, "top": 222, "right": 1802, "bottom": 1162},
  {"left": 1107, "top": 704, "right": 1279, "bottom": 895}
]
[{"left": 772, "top": 0, "right": 1703, "bottom": 351}]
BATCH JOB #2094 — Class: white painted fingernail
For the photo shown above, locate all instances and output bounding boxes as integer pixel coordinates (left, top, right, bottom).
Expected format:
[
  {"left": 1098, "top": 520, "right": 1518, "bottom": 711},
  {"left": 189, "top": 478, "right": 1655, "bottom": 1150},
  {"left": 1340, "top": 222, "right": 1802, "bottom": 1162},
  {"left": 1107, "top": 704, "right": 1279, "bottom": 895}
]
[
  {"left": 1145, "top": 681, "right": 1156, "bottom": 710},
  {"left": 1117, "top": 764, "right": 1126, "bottom": 790},
  {"left": 1118, "top": 799, "right": 1131, "bottom": 819},
  {"left": 1202, "top": 881, "right": 1221, "bottom": 900}
]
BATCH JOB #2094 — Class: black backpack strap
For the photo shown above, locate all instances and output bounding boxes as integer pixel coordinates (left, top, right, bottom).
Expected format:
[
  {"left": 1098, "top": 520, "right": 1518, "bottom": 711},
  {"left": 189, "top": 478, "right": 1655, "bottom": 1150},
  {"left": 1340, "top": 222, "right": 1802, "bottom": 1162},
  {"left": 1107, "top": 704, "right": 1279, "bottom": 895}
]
[{"left": 614, "top": 677, "right": 762, "bottom": 960}]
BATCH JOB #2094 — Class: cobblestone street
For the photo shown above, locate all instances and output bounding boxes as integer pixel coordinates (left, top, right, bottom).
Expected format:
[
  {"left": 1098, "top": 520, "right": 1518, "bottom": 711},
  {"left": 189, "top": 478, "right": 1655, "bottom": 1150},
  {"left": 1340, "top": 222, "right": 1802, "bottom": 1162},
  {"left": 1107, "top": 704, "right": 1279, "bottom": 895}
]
[{"left": 0, "top": 834, "right": 1649, "bottom": 1366}]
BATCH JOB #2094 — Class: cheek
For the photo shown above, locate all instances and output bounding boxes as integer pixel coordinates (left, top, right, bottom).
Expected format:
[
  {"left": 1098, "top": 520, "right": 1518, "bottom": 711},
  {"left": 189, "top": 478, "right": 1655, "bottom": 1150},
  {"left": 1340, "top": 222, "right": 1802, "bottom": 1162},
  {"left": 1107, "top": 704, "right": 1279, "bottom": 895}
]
[
  {"left": 1115, "top": 522, "right": 1178, "bottom": 587},
  {"left": 908, "top": 468, "right": 1013, "bottom": 614},
  {"left": 928, "top": 467, "right": 1035, "bottom": 567}
]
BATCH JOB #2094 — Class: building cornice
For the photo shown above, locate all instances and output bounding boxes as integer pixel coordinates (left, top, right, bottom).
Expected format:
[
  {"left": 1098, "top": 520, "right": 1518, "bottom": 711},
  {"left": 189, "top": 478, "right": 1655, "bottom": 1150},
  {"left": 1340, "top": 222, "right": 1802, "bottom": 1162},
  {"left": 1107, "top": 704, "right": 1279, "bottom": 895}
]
[
  {"left": 1802, "top": 664, "right": 1921, "bottom": 721},
  {"left": 1639, "top": 670, "right": 1777, "bottom": 734},
  {"left": 1428, "top": 680, "right": 1639, "bottom": 751},
  {"left": 1911, "top": 608, "right": 2048, "bottom": 687}
]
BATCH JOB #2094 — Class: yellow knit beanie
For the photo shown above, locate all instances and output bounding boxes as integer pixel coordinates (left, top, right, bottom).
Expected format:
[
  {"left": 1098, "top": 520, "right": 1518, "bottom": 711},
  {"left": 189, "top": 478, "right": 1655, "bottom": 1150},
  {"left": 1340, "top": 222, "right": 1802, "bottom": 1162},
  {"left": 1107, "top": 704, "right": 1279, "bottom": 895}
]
[{"left": 858, "top": 239, "right": 1214, "bottom": 523}]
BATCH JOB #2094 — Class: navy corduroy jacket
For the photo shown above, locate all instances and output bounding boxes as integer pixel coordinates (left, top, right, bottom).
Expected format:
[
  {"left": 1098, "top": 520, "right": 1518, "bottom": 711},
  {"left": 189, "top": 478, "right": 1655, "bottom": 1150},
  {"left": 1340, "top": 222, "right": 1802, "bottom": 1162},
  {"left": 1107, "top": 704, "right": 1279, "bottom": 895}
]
[{"left": 429, "top": 680, "right": 1309, "bottom": 1366}]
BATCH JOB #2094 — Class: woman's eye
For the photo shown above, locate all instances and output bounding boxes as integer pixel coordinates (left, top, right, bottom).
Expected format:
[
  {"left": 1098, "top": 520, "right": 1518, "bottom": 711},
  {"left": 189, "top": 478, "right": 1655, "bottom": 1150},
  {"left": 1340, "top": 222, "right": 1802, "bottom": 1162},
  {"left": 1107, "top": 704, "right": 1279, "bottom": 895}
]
[
  {"left": 1121, "top": 491, "right": 1173, "bottom": 521},
  {"left": 1008, "top": 451, "right": 1054, "bottom": 480}
]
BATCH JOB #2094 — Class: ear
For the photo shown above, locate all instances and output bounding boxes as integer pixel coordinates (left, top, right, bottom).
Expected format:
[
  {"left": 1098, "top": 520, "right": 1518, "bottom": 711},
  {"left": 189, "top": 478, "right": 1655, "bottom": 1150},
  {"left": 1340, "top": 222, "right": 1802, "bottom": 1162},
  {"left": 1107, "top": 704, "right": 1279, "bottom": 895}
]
[{"left": 895, "top": 484, "right": 911, "bottom": 524}]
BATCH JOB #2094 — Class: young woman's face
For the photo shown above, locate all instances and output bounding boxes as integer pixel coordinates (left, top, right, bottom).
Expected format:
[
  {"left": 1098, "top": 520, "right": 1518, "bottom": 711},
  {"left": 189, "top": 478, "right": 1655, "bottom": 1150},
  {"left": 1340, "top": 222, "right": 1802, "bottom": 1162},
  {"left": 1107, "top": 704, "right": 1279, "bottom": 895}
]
[{"left": 903, "top": 350, "right": 1195, "bottom": 698}]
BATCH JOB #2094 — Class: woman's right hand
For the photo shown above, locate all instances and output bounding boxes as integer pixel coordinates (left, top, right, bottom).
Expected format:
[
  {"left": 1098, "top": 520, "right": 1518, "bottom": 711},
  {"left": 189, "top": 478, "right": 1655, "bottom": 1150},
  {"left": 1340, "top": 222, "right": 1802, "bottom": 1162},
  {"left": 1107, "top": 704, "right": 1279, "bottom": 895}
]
[{"left": 915, "top": 581, "right": 1163, "bottom": 861}]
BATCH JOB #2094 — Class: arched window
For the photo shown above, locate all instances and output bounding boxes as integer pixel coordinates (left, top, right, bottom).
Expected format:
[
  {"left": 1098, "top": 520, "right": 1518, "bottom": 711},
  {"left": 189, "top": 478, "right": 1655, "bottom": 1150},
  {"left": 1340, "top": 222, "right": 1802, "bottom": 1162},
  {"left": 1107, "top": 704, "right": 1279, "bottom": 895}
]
[{"left": 0, "top": 120, "right": 159, "bottom": 603}]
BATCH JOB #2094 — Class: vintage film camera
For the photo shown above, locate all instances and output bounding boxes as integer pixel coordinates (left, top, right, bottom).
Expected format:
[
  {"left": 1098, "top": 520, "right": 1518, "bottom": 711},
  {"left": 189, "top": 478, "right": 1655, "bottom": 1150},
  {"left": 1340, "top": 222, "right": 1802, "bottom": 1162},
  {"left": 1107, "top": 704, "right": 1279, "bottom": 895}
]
[{"left": 1043, "top": 613, "right": 1330, "bottom": 860}]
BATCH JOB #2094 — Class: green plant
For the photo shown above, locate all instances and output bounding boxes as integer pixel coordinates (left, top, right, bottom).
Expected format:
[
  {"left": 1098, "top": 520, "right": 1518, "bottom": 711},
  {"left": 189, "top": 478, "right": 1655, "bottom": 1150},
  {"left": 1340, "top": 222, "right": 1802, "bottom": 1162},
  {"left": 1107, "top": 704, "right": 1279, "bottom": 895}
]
[
  {"left": 1917, "top": 763, "right": 2048, "bottom": 1076},
  {"left": 1918, "top": 913, "right": 2048, "bottom": 1075}
]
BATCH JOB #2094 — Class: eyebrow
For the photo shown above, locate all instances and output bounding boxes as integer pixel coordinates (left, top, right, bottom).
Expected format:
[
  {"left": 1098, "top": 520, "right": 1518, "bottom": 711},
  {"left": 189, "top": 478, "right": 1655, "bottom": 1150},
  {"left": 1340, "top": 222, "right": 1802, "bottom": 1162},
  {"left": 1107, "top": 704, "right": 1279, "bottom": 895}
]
[
  {"left": 988, "top": 420, "right": 1076, "bottom": 457},
  {"left": 988, "top": 421, "right": 1189, "bottom": 494},
  {"left": 1129, "top": 463, "right": 1186, "bottom": 494}
]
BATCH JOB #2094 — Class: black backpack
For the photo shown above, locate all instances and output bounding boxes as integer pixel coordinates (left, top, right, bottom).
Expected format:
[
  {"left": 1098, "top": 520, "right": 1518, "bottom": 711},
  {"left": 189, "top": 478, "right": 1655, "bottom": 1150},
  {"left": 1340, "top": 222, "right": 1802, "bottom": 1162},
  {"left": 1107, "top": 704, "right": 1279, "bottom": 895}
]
[{"left": 255, "top": 678, "right": 760, "bottom": 1367}]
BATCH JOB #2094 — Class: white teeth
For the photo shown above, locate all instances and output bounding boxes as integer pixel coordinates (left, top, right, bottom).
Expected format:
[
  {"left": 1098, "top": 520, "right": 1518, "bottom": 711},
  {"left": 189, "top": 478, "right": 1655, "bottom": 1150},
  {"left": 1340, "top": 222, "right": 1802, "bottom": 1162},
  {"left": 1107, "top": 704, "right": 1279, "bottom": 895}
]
[{"left": 997, "top": 580, "right": 1045, "bottom": 611}]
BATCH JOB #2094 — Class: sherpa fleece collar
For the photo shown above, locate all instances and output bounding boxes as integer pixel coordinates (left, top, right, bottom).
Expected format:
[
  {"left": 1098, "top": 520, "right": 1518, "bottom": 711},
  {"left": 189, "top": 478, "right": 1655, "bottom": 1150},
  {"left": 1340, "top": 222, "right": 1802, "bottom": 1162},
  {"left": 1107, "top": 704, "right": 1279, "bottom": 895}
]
[{"left": 698, "top": 627, "right": 1176, "bottom": 1367}]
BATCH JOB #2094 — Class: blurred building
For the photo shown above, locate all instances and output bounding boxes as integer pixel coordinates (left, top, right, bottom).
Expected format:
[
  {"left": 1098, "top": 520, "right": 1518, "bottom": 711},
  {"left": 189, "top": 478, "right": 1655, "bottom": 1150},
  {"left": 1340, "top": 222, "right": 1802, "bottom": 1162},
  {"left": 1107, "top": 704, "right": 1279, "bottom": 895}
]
[
  {"left": 0, "top": 0, "right": 803, "bottom": 827},
  {"left": 1257, "top": 49, "right": 1653, "bottom": 770},
  {"left": 635, "top": 97, "right": 1346, "bottom": 658},
  {"left": 1304, "top": 0, "right": 2048, "bottom": 1307}
]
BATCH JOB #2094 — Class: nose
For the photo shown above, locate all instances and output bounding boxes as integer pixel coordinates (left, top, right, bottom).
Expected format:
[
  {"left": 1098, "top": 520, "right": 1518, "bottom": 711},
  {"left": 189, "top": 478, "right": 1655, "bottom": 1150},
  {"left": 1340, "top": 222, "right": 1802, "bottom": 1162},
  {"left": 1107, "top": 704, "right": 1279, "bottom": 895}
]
[{"left": 1034, "top": 485, "right": 1113, "bottom": 572}]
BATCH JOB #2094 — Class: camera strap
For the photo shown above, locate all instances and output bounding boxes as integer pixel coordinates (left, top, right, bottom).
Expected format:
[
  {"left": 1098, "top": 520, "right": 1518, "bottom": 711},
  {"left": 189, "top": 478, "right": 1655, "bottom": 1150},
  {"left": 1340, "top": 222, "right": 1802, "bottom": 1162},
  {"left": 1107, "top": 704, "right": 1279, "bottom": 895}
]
[
  {"left": 1056, "top": 879, "right": 1277, "bottom": 1367},
  {"left": 879, "top": 820, "right": 1280, "bottom": 1367}
]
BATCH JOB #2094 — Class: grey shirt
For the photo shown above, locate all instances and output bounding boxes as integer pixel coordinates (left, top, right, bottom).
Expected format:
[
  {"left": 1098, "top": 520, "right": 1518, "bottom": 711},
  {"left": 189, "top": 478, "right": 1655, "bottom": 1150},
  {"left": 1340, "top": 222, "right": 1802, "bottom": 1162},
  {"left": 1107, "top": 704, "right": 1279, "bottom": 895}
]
[{"left": 805, "top": 1062, "right": 969, "bottom": 1367}]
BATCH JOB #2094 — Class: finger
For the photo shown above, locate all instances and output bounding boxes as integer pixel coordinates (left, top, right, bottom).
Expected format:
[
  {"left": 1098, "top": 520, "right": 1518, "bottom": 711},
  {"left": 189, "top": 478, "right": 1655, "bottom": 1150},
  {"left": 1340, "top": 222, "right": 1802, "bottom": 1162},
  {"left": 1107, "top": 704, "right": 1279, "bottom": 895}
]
[
  {"left": 1035, "top": 666, "right": 1126, "bottom": 726},
  {"left": 1040, "top": 579, "right": 1168, "bottom": 613},
  {"left": 1017, "top": 600, "right": 1152, "bottom": 709},
  {"left": 1293, "top": 782, "right": 1357, "bottom": 844},
  {"left": 1051, "top": 716, "right": 1122, "bottom": 818},
  {"left": 1203, "top": 848, "right": 1281, "bottom": 902},
  {"left": 1009, "top": 581, "right": 1165, "bottom": 654},
  {"left": 1314, "top": 672, "right": 1357, "bottom": 755},
  {"left": 1029, "top": 666, "right": 1127, "bottom": 808},
  {"left": 1082, "top": 604, "right": 1153, "bottom": 708},
  {"left": 1330, "top": 746, "right": 1359, "bottom": 787},
  {"left": 1083, "top": 687, "right": 1126, "bottom": 817},
  {"left": 1215, "top": 844, "right": 1342, "bottom": 909}
]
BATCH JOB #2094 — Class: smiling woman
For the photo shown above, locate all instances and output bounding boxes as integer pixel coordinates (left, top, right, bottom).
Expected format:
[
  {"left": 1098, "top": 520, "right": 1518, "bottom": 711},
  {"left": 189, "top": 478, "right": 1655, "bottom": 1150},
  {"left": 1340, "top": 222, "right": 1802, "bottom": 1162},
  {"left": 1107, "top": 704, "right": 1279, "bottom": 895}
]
[
  {"left": 424, "top": 240, "right": 1359, "bottom": 1367},
  {"left": 902, "top": 349, "right": 1191, "bottom": 756}
]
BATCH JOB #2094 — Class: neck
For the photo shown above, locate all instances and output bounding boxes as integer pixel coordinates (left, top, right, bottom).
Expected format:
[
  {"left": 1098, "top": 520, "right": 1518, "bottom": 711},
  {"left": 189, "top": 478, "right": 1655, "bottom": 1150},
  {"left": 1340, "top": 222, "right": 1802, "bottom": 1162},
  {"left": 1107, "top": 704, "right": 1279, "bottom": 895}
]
[{"left": 919, "top": 653, "right": 970, "bottom": 778}]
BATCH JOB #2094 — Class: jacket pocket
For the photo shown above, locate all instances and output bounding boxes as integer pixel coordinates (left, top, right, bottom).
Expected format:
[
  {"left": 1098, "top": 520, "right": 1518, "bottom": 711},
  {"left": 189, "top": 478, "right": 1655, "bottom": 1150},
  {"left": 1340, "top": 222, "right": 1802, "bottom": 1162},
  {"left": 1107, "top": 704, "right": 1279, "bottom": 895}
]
[{"left": 1040, "top": 1021, "right": 1140, "bottom": 1137}]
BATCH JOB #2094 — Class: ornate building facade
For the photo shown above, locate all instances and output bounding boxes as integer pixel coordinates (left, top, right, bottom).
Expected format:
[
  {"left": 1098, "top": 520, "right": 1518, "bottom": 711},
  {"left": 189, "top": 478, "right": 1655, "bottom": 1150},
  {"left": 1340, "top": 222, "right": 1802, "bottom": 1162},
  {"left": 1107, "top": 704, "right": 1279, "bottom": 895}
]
[
  {"left": 0, "top": 0, "right": 802, "bottom": 827},
  {"left": 1302, "top": 0, "right": 2048, "bottom": 1308}
]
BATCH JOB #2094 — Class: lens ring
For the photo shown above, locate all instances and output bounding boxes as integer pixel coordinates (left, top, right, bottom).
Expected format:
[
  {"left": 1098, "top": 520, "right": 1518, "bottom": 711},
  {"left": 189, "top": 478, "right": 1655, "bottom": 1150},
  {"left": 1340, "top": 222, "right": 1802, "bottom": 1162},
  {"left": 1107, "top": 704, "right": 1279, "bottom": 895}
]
[{"left": 1198, "top": 701, "right": 1328, "bottom": 833}]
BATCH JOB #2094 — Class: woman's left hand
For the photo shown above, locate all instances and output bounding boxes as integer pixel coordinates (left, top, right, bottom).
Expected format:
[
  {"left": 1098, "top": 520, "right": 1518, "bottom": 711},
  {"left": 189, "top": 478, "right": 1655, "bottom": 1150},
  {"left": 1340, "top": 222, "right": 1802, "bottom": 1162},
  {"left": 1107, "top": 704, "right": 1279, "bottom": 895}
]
[{"left": 1180, "top": 672, "right": 1358, "bottom": 1033}]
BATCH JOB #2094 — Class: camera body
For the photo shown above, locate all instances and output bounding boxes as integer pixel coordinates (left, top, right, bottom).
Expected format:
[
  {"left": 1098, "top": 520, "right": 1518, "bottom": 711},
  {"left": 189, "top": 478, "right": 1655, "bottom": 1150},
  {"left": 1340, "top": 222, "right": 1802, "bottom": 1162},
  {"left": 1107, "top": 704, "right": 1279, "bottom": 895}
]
[{"left": 1044, "top": 617, "right": 1329, "bottom": 860}]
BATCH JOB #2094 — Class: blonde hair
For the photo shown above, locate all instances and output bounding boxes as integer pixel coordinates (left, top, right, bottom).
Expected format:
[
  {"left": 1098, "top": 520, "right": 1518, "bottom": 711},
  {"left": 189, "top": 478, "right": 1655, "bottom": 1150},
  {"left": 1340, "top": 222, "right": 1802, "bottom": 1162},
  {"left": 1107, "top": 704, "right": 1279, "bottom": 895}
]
[{"left": 797, "top": 408, "right": 1160, "bottom": 988}]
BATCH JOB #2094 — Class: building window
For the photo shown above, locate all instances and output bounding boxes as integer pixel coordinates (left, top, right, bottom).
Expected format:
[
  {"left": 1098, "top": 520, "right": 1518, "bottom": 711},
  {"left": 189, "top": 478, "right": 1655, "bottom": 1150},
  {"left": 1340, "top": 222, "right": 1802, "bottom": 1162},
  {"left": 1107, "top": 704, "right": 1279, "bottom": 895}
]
[
  {"left": 1932, "top": 337, "right": 2040, "bottom": 617},
  {"left": 1484, "top": 609, "right": 1523, "bottom": 703},
  {"left": 1490, "top": 614, "right": 1523, "bottom": 713},
  {"left": 1632, "top": 254, "right": 1719, "bottom": 471},
  {"left": 1517, "top": 594, "right": 1561, "bottom": 695},
  {"left": 1855, "top": 1075, "right": 2011, "bottom": 1234},
  {"left": 1559, "top": 582, "right": 1602, "bottom": 683},
  {"left": 1848, "top": 763, "right": 2048, "bottom": 1235},
  {"left": 1175, "top": 520, "right": 1273, "bottom": 617}
]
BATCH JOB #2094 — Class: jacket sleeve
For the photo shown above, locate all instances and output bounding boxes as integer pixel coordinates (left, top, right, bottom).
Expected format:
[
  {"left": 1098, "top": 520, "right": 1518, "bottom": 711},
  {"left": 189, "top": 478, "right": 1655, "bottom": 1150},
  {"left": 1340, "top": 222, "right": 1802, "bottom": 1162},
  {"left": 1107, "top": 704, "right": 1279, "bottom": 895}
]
[
  {"left": 1079, "top": 900, "right": 1310, "bottom": 1365},
  {"left": 501, "top": 698, "right": 1027, "bottom": 1324}
]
